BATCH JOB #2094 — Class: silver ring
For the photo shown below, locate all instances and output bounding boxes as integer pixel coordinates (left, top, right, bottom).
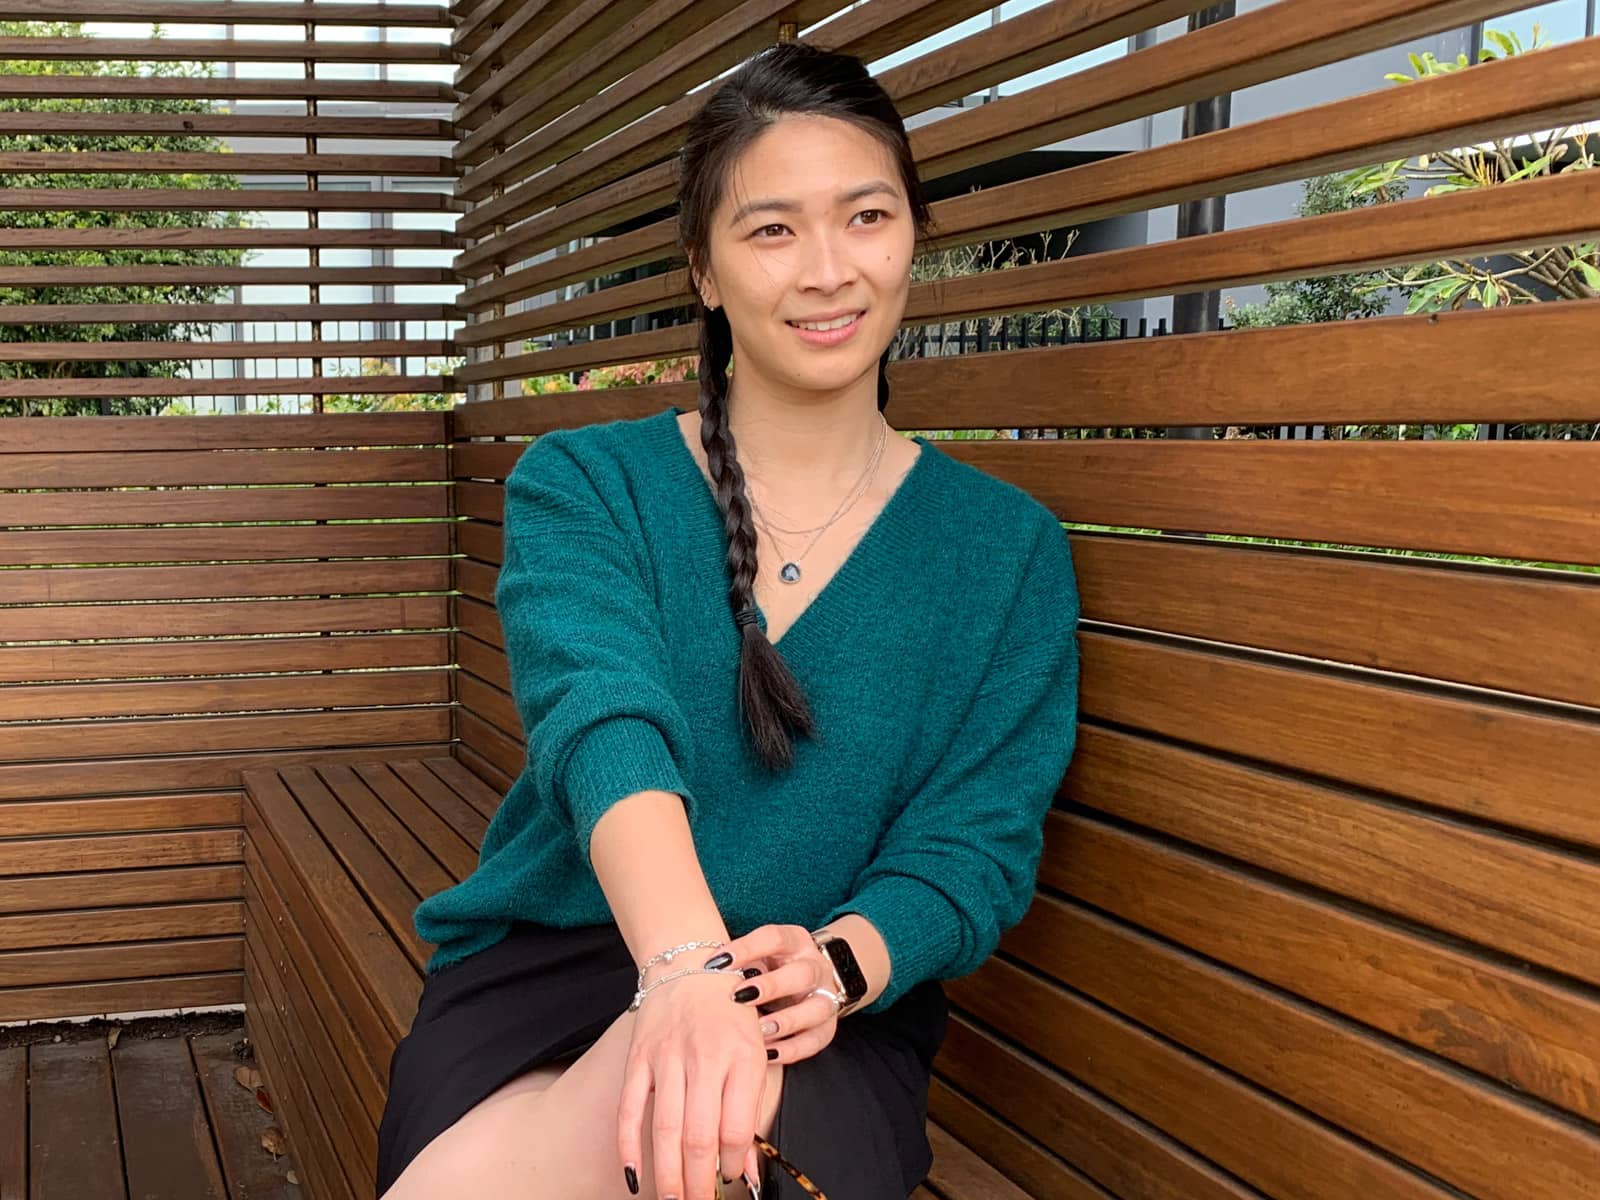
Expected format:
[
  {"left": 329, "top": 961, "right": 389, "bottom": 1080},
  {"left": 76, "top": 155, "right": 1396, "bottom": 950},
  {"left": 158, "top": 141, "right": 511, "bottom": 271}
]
[{"left": 810, "top": 986, "right": 845, "bottom": 1015}]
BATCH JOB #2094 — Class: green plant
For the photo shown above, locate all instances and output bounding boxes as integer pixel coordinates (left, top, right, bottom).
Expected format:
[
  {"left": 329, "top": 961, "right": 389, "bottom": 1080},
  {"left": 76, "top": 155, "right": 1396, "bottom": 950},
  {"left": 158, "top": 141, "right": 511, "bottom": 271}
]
[
  {"left": 1343, "top": 23, "right": 1598, "bottom": 313},
  {"left": 0, "top": 20, "right": 252, "bottom": 418}
]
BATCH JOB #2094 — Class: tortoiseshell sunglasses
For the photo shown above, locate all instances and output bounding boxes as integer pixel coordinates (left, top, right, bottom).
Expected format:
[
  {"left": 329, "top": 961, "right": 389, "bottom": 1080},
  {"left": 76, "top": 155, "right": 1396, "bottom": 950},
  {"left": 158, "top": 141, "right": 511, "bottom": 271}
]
[{"left": 711, "top": 1133, "right": 829, "bottom": 1199}]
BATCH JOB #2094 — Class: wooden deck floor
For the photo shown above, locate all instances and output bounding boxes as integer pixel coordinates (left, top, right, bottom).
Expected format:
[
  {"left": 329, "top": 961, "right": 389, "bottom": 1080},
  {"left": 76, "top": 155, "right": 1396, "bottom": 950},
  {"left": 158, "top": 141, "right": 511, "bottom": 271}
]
[{"left": 0, "top": 1022, "right": 302, "bottom": 1199}]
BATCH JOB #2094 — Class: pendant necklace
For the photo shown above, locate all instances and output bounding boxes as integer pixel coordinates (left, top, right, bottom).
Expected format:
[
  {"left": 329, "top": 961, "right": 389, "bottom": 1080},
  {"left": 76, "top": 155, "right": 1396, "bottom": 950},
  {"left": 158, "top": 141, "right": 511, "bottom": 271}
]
[{"left": 749, "top": 413, "right": 888, "bottom": 585}]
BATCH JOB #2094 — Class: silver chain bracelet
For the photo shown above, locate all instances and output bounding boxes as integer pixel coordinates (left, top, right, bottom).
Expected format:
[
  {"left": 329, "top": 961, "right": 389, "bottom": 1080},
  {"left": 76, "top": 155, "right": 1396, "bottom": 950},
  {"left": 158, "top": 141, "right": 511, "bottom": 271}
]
[
  {"left": 634, "top": 938, "right": 726, "bottom": 988},
  {"left": 628, "top": 965, "right": 740, "bottom": 1012}
]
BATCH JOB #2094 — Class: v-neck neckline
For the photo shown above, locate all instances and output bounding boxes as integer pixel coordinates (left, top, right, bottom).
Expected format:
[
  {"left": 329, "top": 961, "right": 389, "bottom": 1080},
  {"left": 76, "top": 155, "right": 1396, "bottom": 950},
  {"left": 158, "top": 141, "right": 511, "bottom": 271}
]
[{"left": 654, "top": 404, "right": 935, "bottom": 655}]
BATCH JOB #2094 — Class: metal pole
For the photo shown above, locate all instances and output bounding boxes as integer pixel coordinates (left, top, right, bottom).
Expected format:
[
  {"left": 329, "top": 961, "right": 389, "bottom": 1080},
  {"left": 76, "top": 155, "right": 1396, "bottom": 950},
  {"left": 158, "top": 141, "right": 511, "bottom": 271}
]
[{"left": 1169, "top": 1, "right": 1236, "bottom": 441}]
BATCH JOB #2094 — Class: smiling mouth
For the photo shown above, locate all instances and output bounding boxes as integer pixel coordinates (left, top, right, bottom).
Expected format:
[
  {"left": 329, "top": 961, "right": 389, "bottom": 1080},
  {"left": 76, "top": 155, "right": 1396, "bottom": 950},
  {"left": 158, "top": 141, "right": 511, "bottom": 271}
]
[{"left": 785, "top": 311, "right": 865, "bottom": 331}]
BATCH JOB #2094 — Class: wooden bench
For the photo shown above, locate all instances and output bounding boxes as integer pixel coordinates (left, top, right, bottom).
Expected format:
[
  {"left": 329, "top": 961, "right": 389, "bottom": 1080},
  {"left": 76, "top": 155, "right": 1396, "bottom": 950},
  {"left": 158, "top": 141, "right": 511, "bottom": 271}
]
[{"left": 239, "top": 756, "right": 1027, "bottom": 1200}]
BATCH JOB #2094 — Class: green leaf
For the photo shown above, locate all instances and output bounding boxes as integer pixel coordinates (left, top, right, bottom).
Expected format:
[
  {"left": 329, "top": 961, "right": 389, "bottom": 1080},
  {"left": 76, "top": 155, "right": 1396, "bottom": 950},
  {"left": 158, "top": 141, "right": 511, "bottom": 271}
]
[
  {"left": 1481, "top": 280, "right": 1498, "bottom": 307},
  {"left": 1485, "top": 28, "right": 1516, "bottom": 57},
  {"left": 1575, "top": 259, "right": 1600, "bottom": 290}
]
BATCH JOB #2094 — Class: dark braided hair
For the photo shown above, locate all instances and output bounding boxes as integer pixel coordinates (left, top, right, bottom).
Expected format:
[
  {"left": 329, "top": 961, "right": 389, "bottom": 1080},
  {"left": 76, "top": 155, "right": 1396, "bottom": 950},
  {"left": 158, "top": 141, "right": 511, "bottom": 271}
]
[{"left": 673, "top": 40, "right": 936, "bottom": 770}]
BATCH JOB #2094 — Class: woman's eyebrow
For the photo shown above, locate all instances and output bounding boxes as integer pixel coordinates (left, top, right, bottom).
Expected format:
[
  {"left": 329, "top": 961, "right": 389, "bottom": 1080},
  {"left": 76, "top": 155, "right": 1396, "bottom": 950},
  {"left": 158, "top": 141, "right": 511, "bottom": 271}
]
[{"left": 729, "top": 180, "right": 898, "bottom": 226}]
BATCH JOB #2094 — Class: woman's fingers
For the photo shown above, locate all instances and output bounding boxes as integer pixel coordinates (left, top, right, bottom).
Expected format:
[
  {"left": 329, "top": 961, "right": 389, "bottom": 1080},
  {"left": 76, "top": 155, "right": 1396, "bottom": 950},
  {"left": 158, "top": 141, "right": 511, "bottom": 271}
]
[
  {"left": 718, "top": 1052, "right": 764, "bottom": 1188},
  {"left": 651, "top": 1057, "right": 687, "bottom": 1200},
  {"left": 681, "top": 1058, "right": 727, "bottom": 1200},
  {"left": 616, "top": 1047, "right": 654, "bottom": 1194},
  {"left": 765, "top": 1016, "right": 836, "bottom": 1066},
  {"left": 710, "top": 923, "right": 811, "bottom": 972},
  {"left": 733, "top": 958, "right": 822, "bottom": 1010},
  {"left": 757, "top": 990, "right": 839, "bottom": 1044}
]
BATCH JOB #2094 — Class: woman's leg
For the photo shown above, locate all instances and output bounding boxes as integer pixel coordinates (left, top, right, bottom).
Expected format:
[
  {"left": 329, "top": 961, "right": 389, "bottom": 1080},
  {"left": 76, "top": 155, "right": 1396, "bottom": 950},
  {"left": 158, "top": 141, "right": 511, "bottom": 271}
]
[{"left": 381, "top": 1005, "right": 783, "bottom": 1200}]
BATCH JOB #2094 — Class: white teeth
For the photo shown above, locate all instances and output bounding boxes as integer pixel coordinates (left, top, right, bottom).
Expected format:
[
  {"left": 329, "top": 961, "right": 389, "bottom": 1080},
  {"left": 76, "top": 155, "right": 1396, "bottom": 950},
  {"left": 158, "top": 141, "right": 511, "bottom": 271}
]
[{"left": 790, "top": 312, "right": 861, "bottom": 332}]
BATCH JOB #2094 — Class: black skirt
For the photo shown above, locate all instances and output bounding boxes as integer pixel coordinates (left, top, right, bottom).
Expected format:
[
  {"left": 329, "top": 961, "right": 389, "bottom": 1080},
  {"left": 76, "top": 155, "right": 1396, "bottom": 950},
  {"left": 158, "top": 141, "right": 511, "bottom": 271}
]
[{"left": 375, "top": 920, "right": 949, "bottom": 1199}]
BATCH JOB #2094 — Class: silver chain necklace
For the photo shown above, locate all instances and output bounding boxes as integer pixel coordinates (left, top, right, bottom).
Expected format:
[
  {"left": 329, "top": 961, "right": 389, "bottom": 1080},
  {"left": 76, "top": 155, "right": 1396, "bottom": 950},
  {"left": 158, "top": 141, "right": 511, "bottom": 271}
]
[{"left": 748, "top": 412, "right": 888, "bottom": 585}]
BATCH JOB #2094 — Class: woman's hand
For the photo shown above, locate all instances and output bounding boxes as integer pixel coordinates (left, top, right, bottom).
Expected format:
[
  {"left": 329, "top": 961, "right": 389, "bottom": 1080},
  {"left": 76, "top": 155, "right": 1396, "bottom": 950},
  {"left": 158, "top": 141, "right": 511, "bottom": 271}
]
[
  {"left": 709, "top": 924, "right": 842, "bottom": 1065},
  {"left": 617, "top": 967, "right": 766, "bottom": 1199}
]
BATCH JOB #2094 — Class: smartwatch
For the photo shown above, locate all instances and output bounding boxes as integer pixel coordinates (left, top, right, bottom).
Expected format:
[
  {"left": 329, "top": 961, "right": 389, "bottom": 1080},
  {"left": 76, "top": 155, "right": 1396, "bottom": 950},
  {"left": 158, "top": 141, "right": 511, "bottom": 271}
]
[{"left": 811, "top": 930, "right": 869, "bottom": 1017}]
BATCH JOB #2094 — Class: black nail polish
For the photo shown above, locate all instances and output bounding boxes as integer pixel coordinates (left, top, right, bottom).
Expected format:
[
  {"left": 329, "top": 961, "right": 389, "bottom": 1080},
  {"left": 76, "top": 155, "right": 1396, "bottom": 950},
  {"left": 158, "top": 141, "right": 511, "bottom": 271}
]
[
  {"left": 741, "top": 966, "right": 761, "bottom": 979},
  {"left": 766, "top": 1047, "right": 778, "bottom": 1060},
  {"left": 703, "top": 951, "right": 732, "bottom": 969},
  {"left": 721, "top": 1175, "right": 734, "bottom": 1186},
  {"left": 624, "top": 1164, "right": 639, "bottom": 1195},
  {"left": 733, "top": 985, "right": 759, "bottom": 1003}
]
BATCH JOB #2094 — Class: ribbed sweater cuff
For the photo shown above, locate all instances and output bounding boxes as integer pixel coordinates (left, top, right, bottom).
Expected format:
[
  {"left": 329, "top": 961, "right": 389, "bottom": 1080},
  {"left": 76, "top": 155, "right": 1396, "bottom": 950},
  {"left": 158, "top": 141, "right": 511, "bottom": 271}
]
[
  {"left": 826, "top": 875, "right": 965, "bottom": 1015},
  {"left": 563, "top": 715, "right": 694, "bottom": 861}
]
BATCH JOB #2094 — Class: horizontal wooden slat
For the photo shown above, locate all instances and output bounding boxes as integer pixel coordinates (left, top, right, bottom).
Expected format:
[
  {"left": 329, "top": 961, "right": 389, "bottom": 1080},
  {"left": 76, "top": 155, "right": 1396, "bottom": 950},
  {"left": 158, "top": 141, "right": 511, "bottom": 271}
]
[
  {"left": 0, "top": 481, "right": 447, "bottom": 527},
  {"left": 0, "top": 745, "right": 451, "bottom": 804},
  {"left": 0, "top": 632, "right": 446, "bottom": 685},
  {"left": 0, "top": 793, "right": 239, "bottom": 839},
  {"left": 1068, "top": 720, "right": 1600, "bottom": 985},
  {"left": 0, "top": 973, "right": 241, "bottom": 1024},
  {"left": 0, "top": 77, "right": 454, "bottom": 102},
  {"left": 0, "top": 866, "right": 241, "bottom": 917},
  {"left": 0, "top": 902, "right": 242, "bottom": 952},
  {"left": 0, "top": 937, "right": 242, "bottom": 990},
  {"left": 1002, "top": 894, "right": 1600, "bottom": 1200},
  {"left": 1045, "top": 811, "right": 1600, "bottom": 1125},
  {"left": 0, "top": 112, "right": 452, "bottom": 139},
  {"left": 0, "top": 556, "right": 448, "bottom": 605},
  {"left": 1071, "top": 531, "right": 1600, "bottom": 710},
  {"left": 0, "top": 268, "right": 457, "bottom": 289},
  {"left": 4, "top": 302, "right": 459, "bottom": 325},
  {"left": 0, "top": 708, "right": 453, "bottom": 766},
  {"left": 27, "top": 2, "right": 450, "bottom": 27},
  {"left": 0, "top": 335, "right": 454, "bottom": 360},
  {"left": 1, "top": 187, "right": 460, "bottom": 213},
  {"left": 1077, "top": 632, "right": 1600, "bottom": 844},
  {"left": 0, "top": 37, "right": 455, "bottom": 64},
  {"left": 0, "top": 597, "right": 449, "bottom": 645},
  {"left": 2, "top": 375, "right": 459, "bottom": 400},
  {"left": 2, "top": 227, "right": 458, "bottom": 250},
  {"left": 0, "top": 831, "right": 242, "bottom": 878},
  {"left": 0, "top": 411, "right": 445, "bottom": 453},
  {"left": 1, "top": 670, "right": 451, "bottom": 723},
  {"left": 948, "top": 956, "right": 1454, "bottom": 1200},
  {"left": 0, "top": 151, "right": 454, "bottom": 176},
  {"left": 934, "top": 1017, "right": 1250, "bottom": 1200},
  {"left": 0, "top": 444, "right": 443, "bottom": 486}
]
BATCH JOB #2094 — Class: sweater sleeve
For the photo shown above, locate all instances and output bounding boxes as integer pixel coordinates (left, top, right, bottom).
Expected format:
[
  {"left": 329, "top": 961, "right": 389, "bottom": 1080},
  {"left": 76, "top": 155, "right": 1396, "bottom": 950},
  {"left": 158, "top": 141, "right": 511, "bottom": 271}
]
[
  {"left": 494, "top": 432, "right": 698, "bottom": 865},
  {"left": 819, "top": 511, "right": 1081, "bottom": 1013}
]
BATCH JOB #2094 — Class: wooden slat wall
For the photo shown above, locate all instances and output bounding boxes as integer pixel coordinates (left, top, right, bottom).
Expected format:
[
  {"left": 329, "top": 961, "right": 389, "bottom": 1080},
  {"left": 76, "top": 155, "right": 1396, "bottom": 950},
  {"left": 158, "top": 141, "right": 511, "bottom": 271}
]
[
  {"left": 0, "top": 414, "right": 455, "bottom": 1022},
  {"left": 0, "top": 5, "right": 462, "bottom": 414},
  {"left": 448, "top": 1, "right": 1600, "bottom": 1198}
]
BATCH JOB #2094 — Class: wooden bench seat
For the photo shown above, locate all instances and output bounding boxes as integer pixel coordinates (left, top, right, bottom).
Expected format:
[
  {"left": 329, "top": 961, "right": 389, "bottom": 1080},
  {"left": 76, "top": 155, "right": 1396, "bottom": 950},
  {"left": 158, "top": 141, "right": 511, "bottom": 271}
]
[{"left": 240, "top": 755, "right": 1011, "bottom": 1200}]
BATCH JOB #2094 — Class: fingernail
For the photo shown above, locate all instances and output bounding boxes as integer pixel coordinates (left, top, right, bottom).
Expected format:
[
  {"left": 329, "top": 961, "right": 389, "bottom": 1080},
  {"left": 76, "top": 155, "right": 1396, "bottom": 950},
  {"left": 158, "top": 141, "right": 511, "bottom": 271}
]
[
  {"left": 624, "top": 1164, "right": 639, "bottom": 1195},
  {"left": 741, "top": 966, "right": 762, "bottom": 979},
  {"left": 759, "top": 1020, "right": 777, "bottom": 1036},
  {"left": 704, "top": 951, "right": 732, "bottom": 969},
  {"left": 721, "top": 1175, "right": 734, "bottom": 1185},
  {"left": 733, "top": 985, "right": 759, "bottom": 1003},
  {"left": 743, "top": 1171, "right": 762, "bottom": 1200},
  {"left": 766, "top": 1047, "right": 778, "bottom": 1060}
]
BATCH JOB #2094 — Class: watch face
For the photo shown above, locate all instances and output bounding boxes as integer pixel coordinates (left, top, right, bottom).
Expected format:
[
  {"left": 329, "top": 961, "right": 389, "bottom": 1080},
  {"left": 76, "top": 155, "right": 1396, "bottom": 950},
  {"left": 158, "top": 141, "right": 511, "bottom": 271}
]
[{"left": 822, "top": 936, "right": 869, "bottom": 1004}]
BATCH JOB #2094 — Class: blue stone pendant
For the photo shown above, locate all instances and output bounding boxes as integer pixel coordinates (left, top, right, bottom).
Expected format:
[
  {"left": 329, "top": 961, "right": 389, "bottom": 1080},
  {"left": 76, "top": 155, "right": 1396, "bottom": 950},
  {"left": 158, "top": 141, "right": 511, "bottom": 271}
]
[{"left": 779, "top": 562, "right": 802, "bottom": 583}]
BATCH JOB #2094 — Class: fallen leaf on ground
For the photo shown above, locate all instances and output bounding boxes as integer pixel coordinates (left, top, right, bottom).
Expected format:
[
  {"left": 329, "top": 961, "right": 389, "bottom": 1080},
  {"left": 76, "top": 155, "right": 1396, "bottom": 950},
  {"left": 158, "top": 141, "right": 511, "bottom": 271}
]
[
  {"left": 256, "top": 1087, "right": 273, "bottom": 1114},
  {"left": 106, "top": 1027, "right": 121, "bottom": 1050},
  {"left": 261, "top": 1126, "right": 288, "bottom": 1157},
  {"left": 233, "top": 1064, "right": 263, "bottom": 1090},
  {"left": 287, "top": 1170, "right": 299, "bottom": 1185}
]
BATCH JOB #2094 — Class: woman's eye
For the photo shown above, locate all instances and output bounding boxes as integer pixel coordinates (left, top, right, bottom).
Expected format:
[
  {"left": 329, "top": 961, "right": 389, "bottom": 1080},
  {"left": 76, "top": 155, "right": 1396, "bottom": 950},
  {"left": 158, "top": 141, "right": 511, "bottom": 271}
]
[{"left": 754, "top": 209, "right": 889, "bottom": 238}]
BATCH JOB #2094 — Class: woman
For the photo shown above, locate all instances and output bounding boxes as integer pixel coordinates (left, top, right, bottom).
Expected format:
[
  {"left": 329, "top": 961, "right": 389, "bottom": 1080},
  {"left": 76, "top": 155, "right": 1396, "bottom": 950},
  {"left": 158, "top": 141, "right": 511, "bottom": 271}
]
[{"left": 375, "top": 39, "right": 1080, "bottom": 1200}]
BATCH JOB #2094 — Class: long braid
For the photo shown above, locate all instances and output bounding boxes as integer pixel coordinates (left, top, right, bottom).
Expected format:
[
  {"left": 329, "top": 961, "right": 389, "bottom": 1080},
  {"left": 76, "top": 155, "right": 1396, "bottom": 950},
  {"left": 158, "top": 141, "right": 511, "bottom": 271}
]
[{"left": 697, "top": 306, "right": 819, "bottom": 770}]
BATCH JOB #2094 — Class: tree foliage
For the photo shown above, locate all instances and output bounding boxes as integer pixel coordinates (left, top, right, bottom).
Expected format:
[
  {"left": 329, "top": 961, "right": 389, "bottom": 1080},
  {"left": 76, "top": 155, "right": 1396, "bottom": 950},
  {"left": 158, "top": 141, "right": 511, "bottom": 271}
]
[{"left": 1, "top": 20, "right": 251, "bottom": 416}]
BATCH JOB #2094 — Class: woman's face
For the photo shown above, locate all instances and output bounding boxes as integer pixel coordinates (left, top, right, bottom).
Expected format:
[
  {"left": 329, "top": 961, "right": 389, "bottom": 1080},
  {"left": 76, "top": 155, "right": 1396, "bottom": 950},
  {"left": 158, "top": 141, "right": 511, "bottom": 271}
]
[{"left": 695, "top": 113, "right": 915, "bottom": 400}]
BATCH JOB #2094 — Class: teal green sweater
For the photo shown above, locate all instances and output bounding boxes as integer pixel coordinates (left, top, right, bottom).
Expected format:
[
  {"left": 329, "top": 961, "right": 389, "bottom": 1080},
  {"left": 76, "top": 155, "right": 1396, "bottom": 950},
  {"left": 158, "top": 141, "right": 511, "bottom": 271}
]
[{"left": 413, "top": 403, "right": 1081, "bottom": 1014}]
